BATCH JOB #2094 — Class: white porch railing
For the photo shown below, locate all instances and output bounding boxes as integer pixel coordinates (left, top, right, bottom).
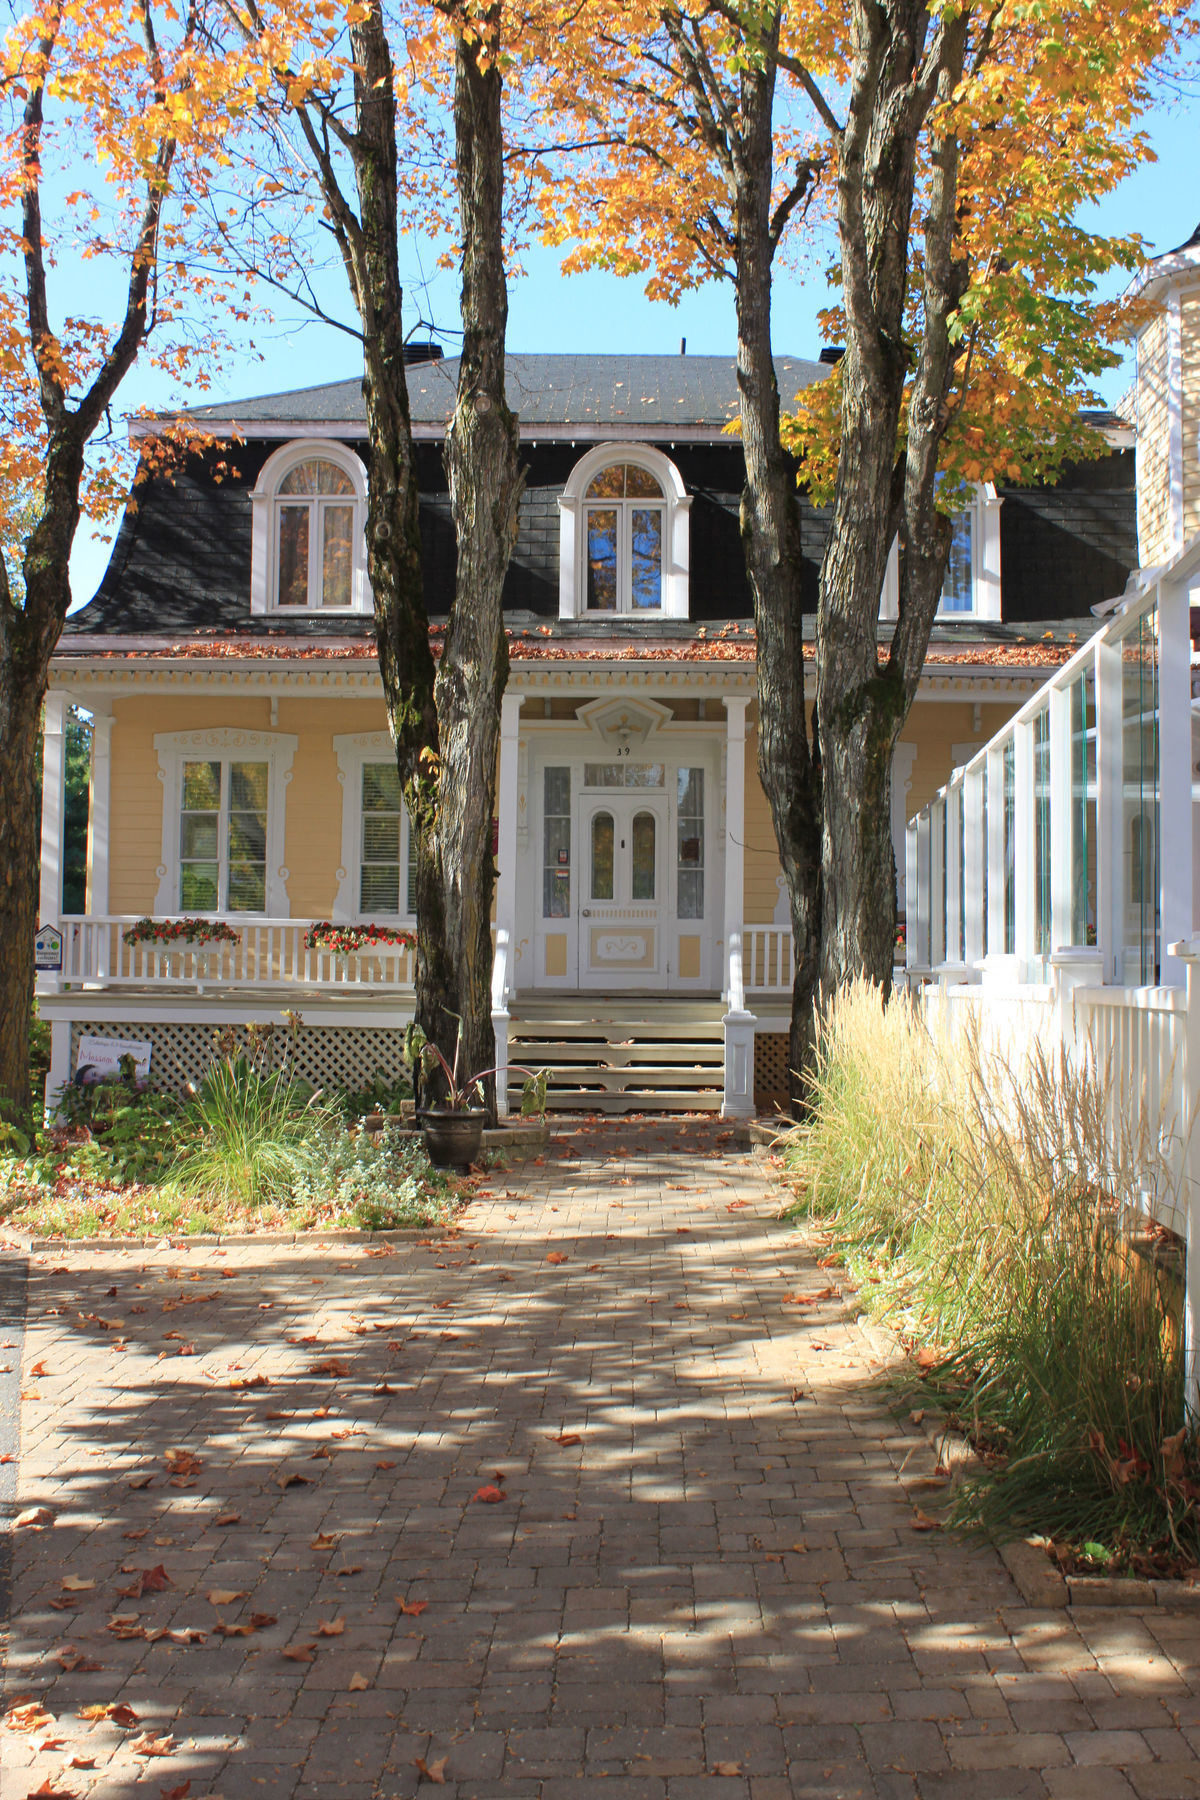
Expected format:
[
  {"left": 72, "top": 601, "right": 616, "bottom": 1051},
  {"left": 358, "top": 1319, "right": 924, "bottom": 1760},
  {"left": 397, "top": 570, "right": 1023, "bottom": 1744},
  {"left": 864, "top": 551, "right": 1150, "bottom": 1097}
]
[
  {"left": 905, "top": 533, "right": 1200, "bottom": 1401},
  {"left": 52, "top": 916, "right": 416, "bottom": 992},
  {"left": 744, "top": 927, "right": 794, "bottom": 993}
]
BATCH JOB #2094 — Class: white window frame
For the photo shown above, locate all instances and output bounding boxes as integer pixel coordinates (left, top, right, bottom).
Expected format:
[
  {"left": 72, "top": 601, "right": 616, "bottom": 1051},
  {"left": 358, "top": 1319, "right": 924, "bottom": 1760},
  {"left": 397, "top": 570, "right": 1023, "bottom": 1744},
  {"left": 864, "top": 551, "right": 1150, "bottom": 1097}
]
[
  {"left": 250, "top": 438, "right": 369, "bottom": 616},
  {"left": 558, "top": 442, "right": 691, "bottom": 620},
  {"left": 878, "top": 482, "right": 1002, "bottom": 622},
  {"left": 153, "top": 728, "right": 297, "bottom": 915},
  {"left": 332, "top": 732, "right": 416, "bottom": 923}
]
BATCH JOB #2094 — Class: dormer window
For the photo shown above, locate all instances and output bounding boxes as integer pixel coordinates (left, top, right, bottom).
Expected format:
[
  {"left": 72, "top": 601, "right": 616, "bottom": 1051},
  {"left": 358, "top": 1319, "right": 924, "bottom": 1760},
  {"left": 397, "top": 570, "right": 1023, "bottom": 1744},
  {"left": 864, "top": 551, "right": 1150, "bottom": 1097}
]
[
  {"left": 277, "top": 460, "right": 356, "bottom": 608},
  {"left": 250, "top": 439, "right": 369, "bottom": 615},
  {"left": 559, "top": 443, "right": 690, "bottom": 619},
  {"left": 878, "top": 482, "right": 1002, "bottom": 622},
  {"left": 584, "top": 464, "right": 665, "bottom": 612}
]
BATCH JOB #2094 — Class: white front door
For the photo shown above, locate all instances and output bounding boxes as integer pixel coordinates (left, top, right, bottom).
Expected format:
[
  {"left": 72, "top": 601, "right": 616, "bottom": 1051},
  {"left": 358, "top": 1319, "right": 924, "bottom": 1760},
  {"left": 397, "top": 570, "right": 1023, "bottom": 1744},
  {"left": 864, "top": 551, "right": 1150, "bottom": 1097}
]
[{"left": 580, "top": 792, "right": 668, "bottom": 988}]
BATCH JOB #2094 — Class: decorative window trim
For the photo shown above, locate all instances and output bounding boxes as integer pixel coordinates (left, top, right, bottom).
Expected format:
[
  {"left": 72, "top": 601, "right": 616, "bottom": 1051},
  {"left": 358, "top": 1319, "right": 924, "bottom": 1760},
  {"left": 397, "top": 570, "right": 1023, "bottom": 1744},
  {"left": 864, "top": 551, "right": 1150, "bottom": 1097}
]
[
  {"left": 332, "top": 732, "right": 415, "bottom": 923},
  {"left": 878, "top": 483, "right": 1002, "bottom": 622},
  {"left": 153, "top": 728, "right": 297, "bottom": 915},
  {"left": 250, "top": 438, "right": 369, "bottom": 616},
  {"left": 558, "top": 442, "right": 691, "bottom": 620}
]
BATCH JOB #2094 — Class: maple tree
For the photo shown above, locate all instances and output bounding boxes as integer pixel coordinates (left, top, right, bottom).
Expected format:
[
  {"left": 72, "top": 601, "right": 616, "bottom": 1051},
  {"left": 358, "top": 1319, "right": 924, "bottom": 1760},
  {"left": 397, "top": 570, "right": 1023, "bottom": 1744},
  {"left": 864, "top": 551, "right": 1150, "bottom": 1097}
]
[
  {"left": 219, "top": 0, "right": 522, "bottom": 1106},
  {"left": 532, "top": 0, "right": 1188, "bottom": 1096},
  {"left": 0, "top": 0, "right": 255, "bottom": 1121}
]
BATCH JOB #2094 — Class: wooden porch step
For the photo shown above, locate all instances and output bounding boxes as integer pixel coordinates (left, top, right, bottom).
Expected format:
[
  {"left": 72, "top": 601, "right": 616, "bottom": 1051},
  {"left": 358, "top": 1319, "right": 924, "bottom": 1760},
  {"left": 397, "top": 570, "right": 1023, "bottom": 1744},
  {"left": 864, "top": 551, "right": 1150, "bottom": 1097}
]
[{"left": 506, "top": 995, "right": 728, "bottom": 1115}]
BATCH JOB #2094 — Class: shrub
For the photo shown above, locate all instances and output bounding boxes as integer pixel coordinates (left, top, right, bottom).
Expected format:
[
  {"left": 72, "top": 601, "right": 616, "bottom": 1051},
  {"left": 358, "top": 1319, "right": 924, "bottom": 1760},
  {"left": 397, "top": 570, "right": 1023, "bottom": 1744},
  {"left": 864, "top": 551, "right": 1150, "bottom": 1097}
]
[
  {"left": 783, "top": 981, "right": 1200, "bottom": 1569},
  {"left": 167, "top": 1055, "right": 322, "bottom": 1210},
  {"left": 288, "top": 1121, "right": 454, "bottom": 1230}
]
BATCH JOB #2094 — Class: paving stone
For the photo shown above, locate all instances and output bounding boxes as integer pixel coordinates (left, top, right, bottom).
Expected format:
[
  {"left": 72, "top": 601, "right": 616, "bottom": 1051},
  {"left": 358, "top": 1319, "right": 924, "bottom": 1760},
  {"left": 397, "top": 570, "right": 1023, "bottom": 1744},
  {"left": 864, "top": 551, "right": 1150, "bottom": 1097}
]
[{"left": 3, "top": 1117, "right": 1200, "bottom": 1800}]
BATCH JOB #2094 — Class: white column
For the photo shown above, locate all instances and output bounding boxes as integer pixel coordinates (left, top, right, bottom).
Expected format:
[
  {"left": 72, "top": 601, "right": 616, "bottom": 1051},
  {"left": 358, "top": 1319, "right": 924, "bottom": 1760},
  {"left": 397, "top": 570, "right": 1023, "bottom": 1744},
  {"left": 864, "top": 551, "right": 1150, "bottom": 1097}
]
[
  {"left": 1170, "top": 939, "right": 1200, "bottom": 1415},
  {"left": 721, "top": 694, "right": 755, "bottom": 1118},
  {"left": 1158, "top": 578, "right": 1193, "bottom": 989},
  {"left": 46, "top": 1018, "right": 72, "bottom": 1120},
  {"left": 915, "top": 812, "right": 932, "bottom": 968},
  {"left": 985, "top": 745, "right": 1007, "bottom": 963},
  {"left": 964, "top": 764, "right": 985, "bottom": 970},
  {"left": 1049, "top": 682, "right": 1073, "bottom": 954},
  {"left": 944, "top": 784, "right": 963, "bottom": 970},
  {"left": 905, "top": 820, "right": 918, "bottom": 975},
  {"left": 1095, "top": 635, "right": 1123, "bottom": 984},
  {"left": 86, "top": 701, "right": 113, "bottom": 978},
  {"left": 492, "top": 691, "right": 524, "bottom": 1119},
  {"left": 39, "top": 692, "right": 67, "bottom": 930},
  {"left": 1013, "top": 719, "right": 1035, "bottom": 977},
  {"left": 892, "top": 742, "right": 917, "bottom": 917}
]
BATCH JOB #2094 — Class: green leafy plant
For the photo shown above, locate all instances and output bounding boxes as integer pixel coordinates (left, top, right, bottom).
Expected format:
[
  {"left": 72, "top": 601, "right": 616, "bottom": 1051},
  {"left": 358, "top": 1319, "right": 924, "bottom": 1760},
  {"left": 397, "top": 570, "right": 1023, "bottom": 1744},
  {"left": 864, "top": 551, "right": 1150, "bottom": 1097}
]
[
  {"left": 167, "top": 1055, "right": 322, "bottom": 1209},
  {"left": 122, "top": 917, "right": 241, "bottom": 947},
  {"left": 288, "top": 1122, "right": 453, "bottom": 1231},
  {"left": 413, "top": 1015, "right": 536, "bottom": 1114}
]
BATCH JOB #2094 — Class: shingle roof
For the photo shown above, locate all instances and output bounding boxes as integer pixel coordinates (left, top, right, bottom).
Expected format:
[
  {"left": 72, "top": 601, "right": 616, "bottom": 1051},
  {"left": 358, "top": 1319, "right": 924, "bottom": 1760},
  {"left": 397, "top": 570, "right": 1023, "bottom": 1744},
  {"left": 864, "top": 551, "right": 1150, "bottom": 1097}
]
[{"left": 176, "top": 353, "right": 826, "bottom": 434}]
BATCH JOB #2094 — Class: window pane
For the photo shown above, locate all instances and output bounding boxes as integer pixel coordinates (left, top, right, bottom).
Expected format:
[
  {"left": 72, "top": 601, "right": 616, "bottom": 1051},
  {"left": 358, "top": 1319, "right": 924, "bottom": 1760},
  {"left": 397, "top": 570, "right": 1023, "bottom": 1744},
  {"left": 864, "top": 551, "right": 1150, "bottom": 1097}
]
[
  {"left": 625, "top": 761, "right": 664, "bottom": 787},
  {"left": 940, "top": 511, "right": 973, "bottom": 613},
  {"left": 586, "top": 466, "right": 625, "bottom": 498},
  {"left": 543, "top": 766, "right": 570, "bottom": 918},
  {"left": 363, "top": 815, "right": 400, "bottom": 861},
  {"left": 227, "top": 863, "right": 266, "bottom": 912},
  {"left": 230, "top": 763, "right": 268, "bottom": 811},
  {"left": 677, "top": 766, "right": 704, "bottom": 919},
  {"left": 362, "top": 865, "right": 401, "bottom": 912},
  {"left": 182, "top": 760, "right": 221, "bottom": 810},
  {"left": 625, "top": 465, "right": 663, "bottom": 498},
  {"left": 1122, "top": 609, "right": 1159, "bottom": 983},
  {"left": 280, "top": 458, "right": 355, "bottom": 496},
  {"left": 364, "top": 762, "right": 403, "bottom": 810},
  {"left": 321, "top": 503, "right": 354, "bottom": 607},
  {"left": 586, "top": 509, "right": 618, "bottom": 610},
  {"left": 591, "top": 811, "right": 614, "bottom": 900},
  {"left": 278, "top": 506, "right": 310, "bottom": 606},
  {"left": 630, "top": 509, "right": 663, "bottom": 609},
  {"left": 1003, "top": 739, "right": 1015, "bottom": 955},
  {"left": 228, "top": 816, "right": 266, "bottom": 861},
  {"left": 632, "top": 811, "right": 656, "bottom": 900},
  {"left": 584, "top": 763, "right": 625, "bottom": 788},
  {"left": 180, "top": 864, "right": 219, "bottom": 910},
  {"left": 180, "top": 815, "right": 218, "bottom": 860}
]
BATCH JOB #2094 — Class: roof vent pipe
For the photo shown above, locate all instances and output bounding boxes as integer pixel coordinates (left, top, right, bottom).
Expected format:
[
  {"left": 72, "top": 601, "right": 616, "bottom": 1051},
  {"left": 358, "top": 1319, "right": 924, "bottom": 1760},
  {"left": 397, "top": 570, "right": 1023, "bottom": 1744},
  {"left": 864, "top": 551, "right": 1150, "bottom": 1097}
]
[
  {"left": 403, "top": 341, "right": 444, "bottom": 365},
  {"left": 818, "top": 346, "right": 845, "bottom": 364}
]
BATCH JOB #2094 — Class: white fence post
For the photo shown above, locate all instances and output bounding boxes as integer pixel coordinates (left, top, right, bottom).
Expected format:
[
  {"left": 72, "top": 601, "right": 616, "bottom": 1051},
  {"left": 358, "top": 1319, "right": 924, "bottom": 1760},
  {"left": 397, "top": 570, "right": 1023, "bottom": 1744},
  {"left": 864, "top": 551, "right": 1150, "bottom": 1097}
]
[{"left": 1171, "top": 938, "right": 1200, "bottom": 1416}]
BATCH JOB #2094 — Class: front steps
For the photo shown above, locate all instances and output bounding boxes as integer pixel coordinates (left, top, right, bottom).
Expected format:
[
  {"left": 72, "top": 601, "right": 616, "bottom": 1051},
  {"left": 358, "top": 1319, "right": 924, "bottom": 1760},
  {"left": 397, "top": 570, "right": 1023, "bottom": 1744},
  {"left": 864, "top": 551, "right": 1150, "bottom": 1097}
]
[{"left": 506, "top": 996, "right": 726, "bottom": 1113}]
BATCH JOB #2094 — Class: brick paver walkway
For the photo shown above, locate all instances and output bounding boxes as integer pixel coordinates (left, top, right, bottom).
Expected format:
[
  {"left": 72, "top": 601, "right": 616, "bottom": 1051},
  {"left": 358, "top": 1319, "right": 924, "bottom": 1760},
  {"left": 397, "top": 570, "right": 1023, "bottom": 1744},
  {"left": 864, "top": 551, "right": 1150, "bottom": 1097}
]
[{"left": 3, "top": 1120, "right": 1200, "bottom": 1800}]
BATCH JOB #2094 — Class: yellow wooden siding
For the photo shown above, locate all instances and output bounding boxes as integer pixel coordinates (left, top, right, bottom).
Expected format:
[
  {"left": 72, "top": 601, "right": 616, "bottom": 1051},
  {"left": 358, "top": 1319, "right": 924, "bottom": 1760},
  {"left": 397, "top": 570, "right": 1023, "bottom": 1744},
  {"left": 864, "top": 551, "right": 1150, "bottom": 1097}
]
[
  {"left": 107, "top": 695, "right": 390, "bottom": 917},
  {"left": 1182, "top": 290, "right": 1200, "bottom": 547},
  {"left": 1137, "top": 308, "right": 1172, "bottom": 567}
]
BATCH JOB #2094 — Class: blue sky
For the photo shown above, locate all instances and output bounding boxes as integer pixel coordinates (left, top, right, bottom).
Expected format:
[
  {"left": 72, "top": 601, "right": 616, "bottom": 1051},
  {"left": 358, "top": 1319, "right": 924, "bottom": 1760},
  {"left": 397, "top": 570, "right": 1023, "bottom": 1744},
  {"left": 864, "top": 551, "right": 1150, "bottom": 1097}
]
[{"left": 67, "top": 94, "right": 1199, "bottom": 608}]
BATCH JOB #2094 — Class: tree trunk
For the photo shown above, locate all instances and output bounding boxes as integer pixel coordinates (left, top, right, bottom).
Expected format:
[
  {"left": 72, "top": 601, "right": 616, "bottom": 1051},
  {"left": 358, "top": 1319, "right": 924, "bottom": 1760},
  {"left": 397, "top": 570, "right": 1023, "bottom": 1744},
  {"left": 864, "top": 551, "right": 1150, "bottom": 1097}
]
[
  {"left": 430, "top": 14, "right": 522, "bottom": 1116},
  {"left": 731, "top": 51, "right": 821, "bottom": 1108},
  {"left": 816, "top": 0, "right": 965, "bottom": 998},
  {"left": 0, "top": 692, "right": 46, "bottom": 1122}
]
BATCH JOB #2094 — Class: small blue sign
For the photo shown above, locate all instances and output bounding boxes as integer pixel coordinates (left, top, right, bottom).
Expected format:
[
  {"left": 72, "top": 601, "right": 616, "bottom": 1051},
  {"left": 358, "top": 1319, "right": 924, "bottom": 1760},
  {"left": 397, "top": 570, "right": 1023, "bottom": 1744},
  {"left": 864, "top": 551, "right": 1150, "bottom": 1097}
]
[{"left": 34, "top": 924, "right": 63, "bottom": 972}]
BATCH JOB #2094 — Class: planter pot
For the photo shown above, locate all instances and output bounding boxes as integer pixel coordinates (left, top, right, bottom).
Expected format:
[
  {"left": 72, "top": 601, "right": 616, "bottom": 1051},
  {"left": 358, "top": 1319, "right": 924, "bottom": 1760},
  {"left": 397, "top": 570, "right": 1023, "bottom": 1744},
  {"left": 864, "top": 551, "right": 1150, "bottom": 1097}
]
[{"left": 419, "top": 1107, "right": 486, "bottom": 1169}]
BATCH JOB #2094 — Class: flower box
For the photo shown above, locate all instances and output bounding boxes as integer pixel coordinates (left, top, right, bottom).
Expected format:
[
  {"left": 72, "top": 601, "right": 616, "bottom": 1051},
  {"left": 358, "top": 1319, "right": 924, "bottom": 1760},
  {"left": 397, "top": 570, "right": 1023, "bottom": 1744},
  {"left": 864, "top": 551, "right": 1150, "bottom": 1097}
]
[
  {"left": 303, "top": 922, "right": 416, "bottom": 956},
  {"left": 123, "top": 916, "right": 240, "bottom": 949}
]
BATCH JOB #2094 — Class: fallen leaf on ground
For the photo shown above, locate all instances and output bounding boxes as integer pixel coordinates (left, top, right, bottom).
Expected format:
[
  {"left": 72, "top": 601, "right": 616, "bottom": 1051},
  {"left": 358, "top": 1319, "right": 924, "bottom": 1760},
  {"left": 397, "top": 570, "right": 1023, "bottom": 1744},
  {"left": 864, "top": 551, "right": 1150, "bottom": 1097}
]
[
  {"left": 127, "top": 1474, "right": 154, "bottom": 1490},
  {"left": 15, "top": 1507, "right": 53, "bottom": 1528},
  {"left": 911, "top": 1510, "right": 943, "bottom": 1532},
  {"left": 334, "top": 1564, "right": 363, "bottom": 1577},
  {"left": 47, "top": 1597, "right": 80, "bottom": 1612},
  {"left": 711, "top": 1762, "right": 742, "bottom": 1776},
  {"left": 129, "top": 1731, "right": 176, "bottom": 1757},
  {"left": 307, "top": 1359, "right": 351, "bottom": 1378},
  {"left": 118, "top": 1565, "right": 172, "bottom": 1599},
  {"left": 316, "top": 1618, "right": 345, "bottom": 1636},
  {"left": 79, "top": 1702, "right": 139, "bottom": 1726},
  {"left": 64, "top": 1753, "right": 96, "bottom": 1768},
  {"left": 60, "top": 1576, "right": 94, "bottom": 1592},
  {"left": 159, "top": 1783, "right": 192, "bottom": 1800},
  {"left": 473, "top": 1484, "right": 504, "bottom": 1503},
  {"left": 276, "top": 1470, "right": 314, "bottom": 1489},
  {"left": 397, "top": 1598, "right": 428, "bottom": 1616},
  {"left": 376, "top": 1460, "right": 396, "bottom": 1470},
  {"left": 414, "top": 1755, "right": 448, "bottom": 1783},
  {"left": 372, "top": 1382, "right": 394, "bottom": 1396},
  {"left": 52, "top": 1650, "right": 103, "bottom": 1672},
  {"left": 347, "top": 1672, "right": 369, "bottom": 1691},
  {"left": 311, "top": 1532, "right": 339, "bottom": 1550},
  {"left": 163, "top": 1448, "right": 202, "bottom": 1477},
  {"left": 551, "top": 1433, "right": 582, "bottom": 1446},
  {"left": 28, "top": 1360, "right": 48, "bottom": 1377},
  {"left": 24, "top": 1780, "right": 78, "bottom": 1798},
  {"left": 214, "top": 1612, "right": 276, "bottom": 1637},
  {"left": 205, "top": 1589, "right": 247, "bottom": 1607},
  {"left": 213, "top": 1512, "right": 241, "bottom": 1527},
  {"left": 545, "top": 1252, "right": 569, "bottom": 1265},
  {"left": 229, "top": 1375, "right": 270, "bottom": 1391},
  {"left": 281, "top": 1644, "right": 317, "bottom": 1662},
  {"left": 310, "top": 1446, "right": 331, "bottom": 1461},
  {"left": 4, "top": 1703, "right": 54, "bottom": 1733}
]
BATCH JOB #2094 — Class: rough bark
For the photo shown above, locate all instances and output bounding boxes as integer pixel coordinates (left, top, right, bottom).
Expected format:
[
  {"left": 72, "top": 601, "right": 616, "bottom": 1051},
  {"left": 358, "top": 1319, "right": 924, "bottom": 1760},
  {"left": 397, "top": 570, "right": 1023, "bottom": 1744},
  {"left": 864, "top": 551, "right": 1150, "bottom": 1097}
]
[
  {"left": 728, "top": 41, "right": 821, "bottom": 1107},
  {"left": 816, "top": 0, "right": 968, "bottom": 998},
  {"left": 435, "top": 13, "right": 523, "bottom": 1110}
]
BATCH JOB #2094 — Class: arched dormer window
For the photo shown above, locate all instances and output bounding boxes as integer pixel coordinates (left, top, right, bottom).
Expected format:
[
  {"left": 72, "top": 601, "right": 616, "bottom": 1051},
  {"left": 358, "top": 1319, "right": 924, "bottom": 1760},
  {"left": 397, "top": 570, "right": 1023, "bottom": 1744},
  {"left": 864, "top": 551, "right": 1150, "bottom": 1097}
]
[
  {"left": 250, "top": 439, "right": 369, "bottom": 615},
  {"left": 558, "top": 443, "right": 690, "bottom": 619}
]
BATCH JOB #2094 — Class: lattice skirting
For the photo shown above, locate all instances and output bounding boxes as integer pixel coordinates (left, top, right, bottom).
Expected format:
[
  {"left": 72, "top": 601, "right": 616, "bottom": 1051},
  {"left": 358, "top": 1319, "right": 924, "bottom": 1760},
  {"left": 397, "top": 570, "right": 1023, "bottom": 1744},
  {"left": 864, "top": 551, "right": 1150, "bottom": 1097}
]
[
  {"left": 68, "top": 1020, "right": 413, "bottom": 1097},
  {"left": 754, "top": 1031, "right": 792, "bottom": 1113}
]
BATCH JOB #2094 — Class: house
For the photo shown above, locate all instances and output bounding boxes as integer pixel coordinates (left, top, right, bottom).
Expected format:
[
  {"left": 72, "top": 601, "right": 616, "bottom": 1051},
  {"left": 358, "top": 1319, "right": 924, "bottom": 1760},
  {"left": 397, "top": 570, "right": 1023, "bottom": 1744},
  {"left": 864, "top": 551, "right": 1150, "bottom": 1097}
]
[{"left": 36, "top": 333, "right": 1140, "bottom": 1116}]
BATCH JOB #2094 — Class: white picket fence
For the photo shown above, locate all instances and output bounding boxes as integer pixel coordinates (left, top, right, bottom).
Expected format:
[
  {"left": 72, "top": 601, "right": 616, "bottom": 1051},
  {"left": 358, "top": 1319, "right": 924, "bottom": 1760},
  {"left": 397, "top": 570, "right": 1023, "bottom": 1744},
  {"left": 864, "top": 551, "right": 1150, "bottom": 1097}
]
[{"left": 54, "top": 915, "right": 416, "bottom": 993}]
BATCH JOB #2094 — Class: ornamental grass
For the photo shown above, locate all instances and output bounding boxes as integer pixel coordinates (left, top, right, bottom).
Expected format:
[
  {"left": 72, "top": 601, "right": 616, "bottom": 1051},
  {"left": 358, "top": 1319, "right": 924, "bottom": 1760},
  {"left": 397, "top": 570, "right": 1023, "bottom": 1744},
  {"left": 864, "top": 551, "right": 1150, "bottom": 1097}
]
[{"left": 782, "top": 981, "right": 1200, "bottom": 1572}]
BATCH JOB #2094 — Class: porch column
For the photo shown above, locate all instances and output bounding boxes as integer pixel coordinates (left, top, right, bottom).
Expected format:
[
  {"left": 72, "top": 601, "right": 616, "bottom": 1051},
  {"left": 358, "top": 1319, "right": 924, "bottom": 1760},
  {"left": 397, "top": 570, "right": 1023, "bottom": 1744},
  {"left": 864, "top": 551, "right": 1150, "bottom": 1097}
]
[
  {"left": 1158, "top": 575, "right": 1193, "bottom": 989},
  {"left": 87, "top": 702, "right": 113, "bottom": 982},
  {"left": 492, "top": 691, "right": 524, "bottom": 1119},
  {"left": 721, "top": 695, "right": 756, "bottom": 1119},
  {"left": 39, "top": 692, "right": 67, "bottom": 932}
]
